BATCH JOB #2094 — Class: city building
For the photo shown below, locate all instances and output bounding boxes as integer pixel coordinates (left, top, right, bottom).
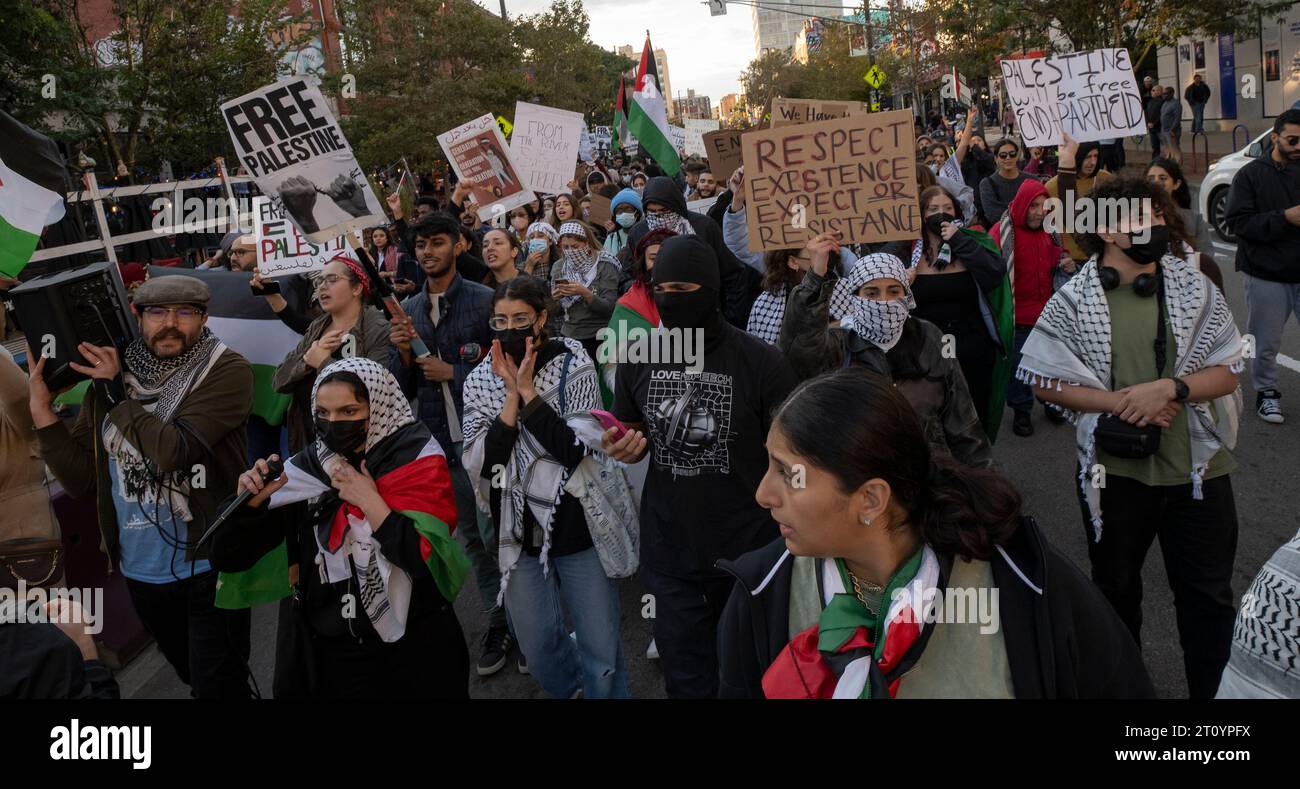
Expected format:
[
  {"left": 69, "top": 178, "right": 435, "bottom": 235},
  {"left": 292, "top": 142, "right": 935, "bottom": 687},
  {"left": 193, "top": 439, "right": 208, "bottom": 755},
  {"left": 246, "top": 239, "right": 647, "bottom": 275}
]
[
  {"left": 719, "top": 93, "right": 739, "bottom": 119},
  {"left": 673, "top": 89, "right": 713, "bottom": 121},
  {"left": 752, "top": 1, "right": 823, "bottom": 57}
]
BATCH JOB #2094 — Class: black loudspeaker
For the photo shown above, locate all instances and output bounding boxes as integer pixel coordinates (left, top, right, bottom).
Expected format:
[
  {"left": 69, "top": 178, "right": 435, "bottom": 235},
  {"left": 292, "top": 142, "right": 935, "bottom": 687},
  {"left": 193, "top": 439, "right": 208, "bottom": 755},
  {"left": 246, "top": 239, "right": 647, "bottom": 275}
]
[{"left": 6, "top": 261, "right": 138, "bottom": 391}]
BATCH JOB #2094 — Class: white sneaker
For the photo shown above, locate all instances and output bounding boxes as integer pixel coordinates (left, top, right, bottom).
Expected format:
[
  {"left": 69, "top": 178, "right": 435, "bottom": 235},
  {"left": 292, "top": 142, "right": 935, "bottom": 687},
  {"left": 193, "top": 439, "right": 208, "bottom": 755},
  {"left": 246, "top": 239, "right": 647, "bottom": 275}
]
[
  {"left": 646, "top": 639, "right": 659, "bottom": 660},
  {"left": 1257, "top": 390, "right": 1284, "bottom": 424}
]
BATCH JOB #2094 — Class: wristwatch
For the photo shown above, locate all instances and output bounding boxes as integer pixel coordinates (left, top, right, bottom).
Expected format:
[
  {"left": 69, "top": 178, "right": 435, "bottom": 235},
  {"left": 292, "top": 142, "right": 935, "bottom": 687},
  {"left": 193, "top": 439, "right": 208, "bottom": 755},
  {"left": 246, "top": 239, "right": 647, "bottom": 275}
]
[{"left": 1172, "top": 377, "right": 1190, "bottom": 402}]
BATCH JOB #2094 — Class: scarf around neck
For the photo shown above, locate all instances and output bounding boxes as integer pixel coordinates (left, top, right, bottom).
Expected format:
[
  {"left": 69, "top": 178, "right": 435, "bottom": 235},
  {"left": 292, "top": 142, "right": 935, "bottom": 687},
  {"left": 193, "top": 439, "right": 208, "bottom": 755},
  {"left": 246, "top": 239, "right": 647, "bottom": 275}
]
[{"left": 762, "top": 546, "right": 943, "bottom": 699}]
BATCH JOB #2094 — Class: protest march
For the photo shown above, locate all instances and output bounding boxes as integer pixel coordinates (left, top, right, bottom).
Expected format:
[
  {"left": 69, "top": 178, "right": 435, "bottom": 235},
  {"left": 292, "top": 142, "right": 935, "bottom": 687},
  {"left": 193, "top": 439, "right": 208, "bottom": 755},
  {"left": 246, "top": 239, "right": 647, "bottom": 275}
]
[{"left": 2, "top": 0, "right": 1299, "bottom": 763}]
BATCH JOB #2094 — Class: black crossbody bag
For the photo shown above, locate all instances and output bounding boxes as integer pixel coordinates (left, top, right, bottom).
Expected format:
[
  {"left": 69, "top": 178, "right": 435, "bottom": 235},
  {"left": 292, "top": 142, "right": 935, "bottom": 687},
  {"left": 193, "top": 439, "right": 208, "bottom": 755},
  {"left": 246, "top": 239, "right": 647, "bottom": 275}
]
[{"left": 1094, "top": 275, "right": 1167, "bottom": 459}]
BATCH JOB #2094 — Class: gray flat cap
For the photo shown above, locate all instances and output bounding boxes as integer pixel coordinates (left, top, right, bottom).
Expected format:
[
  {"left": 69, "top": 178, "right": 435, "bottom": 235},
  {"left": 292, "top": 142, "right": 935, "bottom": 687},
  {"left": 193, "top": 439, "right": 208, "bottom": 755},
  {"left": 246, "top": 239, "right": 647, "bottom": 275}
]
[{"left": 132, "top": 274, "right": 210, "bottom": 308}]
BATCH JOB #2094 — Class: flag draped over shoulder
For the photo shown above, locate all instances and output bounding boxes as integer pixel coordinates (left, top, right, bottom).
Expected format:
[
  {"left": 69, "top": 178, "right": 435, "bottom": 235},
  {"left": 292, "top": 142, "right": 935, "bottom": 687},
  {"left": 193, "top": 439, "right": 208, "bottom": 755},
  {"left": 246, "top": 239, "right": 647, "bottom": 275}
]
[
  {"left": 626, "top": 35, "right": 680, "bottom": 176},
  {"left": 0, "top": 111, "right": 67, "bottom": 278}
]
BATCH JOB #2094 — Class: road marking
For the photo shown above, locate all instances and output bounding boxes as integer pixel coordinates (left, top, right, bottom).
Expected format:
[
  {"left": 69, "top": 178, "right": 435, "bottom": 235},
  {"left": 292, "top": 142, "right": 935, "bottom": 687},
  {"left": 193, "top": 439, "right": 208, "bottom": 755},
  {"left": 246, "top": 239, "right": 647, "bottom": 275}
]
[{"left": 1279, "top": 354, "right": 1300, "bottom": 375}]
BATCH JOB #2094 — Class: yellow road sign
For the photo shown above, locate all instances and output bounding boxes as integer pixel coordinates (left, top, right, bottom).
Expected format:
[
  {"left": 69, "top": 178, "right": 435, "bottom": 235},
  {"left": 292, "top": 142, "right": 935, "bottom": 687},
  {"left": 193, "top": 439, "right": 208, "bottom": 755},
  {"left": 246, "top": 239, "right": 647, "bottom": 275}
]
[
  {"left": 863, "top": 65, "right": 886, "bottom": 89},
  {"left": 496, "top": 115, "right": 513, "bottom": 138}
]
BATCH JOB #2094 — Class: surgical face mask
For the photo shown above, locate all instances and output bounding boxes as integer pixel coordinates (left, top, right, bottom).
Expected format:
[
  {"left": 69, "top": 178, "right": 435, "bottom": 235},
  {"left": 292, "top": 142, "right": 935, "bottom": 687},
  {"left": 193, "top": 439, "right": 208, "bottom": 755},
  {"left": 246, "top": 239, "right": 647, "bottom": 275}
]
[
  {"left": 314, "top": 416, "right": 368, "bottom": 455},
  {"left": 616, "top": 212, "right": 637, "bottom": 229},
  {"left": 1124, "top": 225, "right": 1169, "bottom": 265},
  {"left": 527, "top": 239, "right": 549, "bottom": 255}
]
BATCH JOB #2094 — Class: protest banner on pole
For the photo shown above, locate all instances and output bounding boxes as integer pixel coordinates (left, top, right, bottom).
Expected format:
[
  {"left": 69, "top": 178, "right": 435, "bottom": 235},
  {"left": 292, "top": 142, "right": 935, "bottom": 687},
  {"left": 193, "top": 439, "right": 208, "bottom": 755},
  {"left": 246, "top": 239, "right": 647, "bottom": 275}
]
[
  {"left": 740, "top": 109, "right": 918, "bottom": 252},
  {"left": 510, "top": 102, "right": 585, "bottom": 194},
  {"left": 703, "top": 129, "right": 744, "bottom": 183},
  {"left": 684, "top": 118, "right": 719, "bottom": 157},
  {"left": 998, "top": 48, "right": 1146, "bottom": 147},
  {"left": 770, "top": 97, "right": 870, "bottom": 127},
  {"left": 437, "top": 113, "right": 535, "bottom": 221},
  {"left": 221, "top": 77, "right": 385, "bottom": 242},
  {"left": 253, "top": 197, "right": 347, "bottom": 277}
]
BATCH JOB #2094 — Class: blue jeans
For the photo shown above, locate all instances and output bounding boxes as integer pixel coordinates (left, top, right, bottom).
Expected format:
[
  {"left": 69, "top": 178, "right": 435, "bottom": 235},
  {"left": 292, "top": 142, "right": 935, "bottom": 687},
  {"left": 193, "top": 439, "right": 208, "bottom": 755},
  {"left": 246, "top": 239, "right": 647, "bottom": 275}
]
[
  {"left": 1007, "top": 324, "right": 1037, "bottom": 414},
  {"left": 1191, "top": 103, "right": 1206, "bottom": 133},
  {"left": 504, "top": 547, "right": 630, "bottom": 699}
]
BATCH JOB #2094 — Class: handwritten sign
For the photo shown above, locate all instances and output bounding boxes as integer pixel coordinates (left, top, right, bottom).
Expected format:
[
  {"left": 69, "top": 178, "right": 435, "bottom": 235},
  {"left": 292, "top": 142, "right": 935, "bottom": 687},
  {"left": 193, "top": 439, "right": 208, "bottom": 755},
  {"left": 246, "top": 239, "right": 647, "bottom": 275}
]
[
  {"left": 253, "top": 197, "right": 347, "bottom": 277},
  {"left": 770, "top": 97, "right": 870, "bottom": 127},
  {"left": 684, "top": 118, "right": 719, "bottom": 157},
  {"left": 741, "top": 110, "right": 918, "bottom": 252},
  {"left": 437, "top": 113, "right": 535, "bottom": 221},
  {"left": 999, "top": 48, "right": 1146, "bottom": 147},
  {"left": 510, "top": 102, "right": 584, "bottom": 193},
  {"left": 669, "top": 125, "right": 687, "bottom": 155},
  {"left": 702, "top": 129, "right": 743, "bottom": 183}
]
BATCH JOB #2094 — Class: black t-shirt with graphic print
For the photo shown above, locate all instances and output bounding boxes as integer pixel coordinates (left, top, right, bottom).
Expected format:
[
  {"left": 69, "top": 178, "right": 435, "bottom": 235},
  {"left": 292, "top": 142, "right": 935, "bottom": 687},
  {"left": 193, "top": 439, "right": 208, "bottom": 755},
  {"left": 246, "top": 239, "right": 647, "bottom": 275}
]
[{"left": 613, "top": 322, "right": 798, "bottom": 577}]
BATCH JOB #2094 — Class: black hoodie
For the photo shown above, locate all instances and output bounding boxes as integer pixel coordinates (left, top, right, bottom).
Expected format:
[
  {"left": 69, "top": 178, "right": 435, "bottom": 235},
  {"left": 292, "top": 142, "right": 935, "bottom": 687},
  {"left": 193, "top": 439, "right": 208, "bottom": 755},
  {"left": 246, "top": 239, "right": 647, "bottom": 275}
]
[
  {"left": 716, "top": 516, "right": 1156, "bottom": 699},
  {"left": 627, "top": 176, "right": 760, "bottom": 327}
]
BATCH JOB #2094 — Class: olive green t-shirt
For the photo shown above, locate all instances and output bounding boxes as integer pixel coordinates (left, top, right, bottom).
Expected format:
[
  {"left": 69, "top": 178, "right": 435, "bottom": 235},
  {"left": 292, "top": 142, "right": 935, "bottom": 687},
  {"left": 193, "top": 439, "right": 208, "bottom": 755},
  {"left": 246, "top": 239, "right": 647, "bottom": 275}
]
[{"left": 1099, "top": 285, "right": 1236, "bottom": 486}]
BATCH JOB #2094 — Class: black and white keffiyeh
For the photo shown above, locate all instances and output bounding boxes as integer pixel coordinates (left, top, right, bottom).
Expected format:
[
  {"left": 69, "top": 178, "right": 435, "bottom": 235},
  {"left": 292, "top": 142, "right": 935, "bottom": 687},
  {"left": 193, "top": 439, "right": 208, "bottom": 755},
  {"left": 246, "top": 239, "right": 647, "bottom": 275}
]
[
  {"left": 1016, "top": 255, "right": 1244, "bottom": 540},
  {"left": 830, "top": 253, "right": 916, "bottom": 319},
  {"left": 645, "top": 210, "right": 695, "bottom": 236},
  {"left": 461, "top": 338, "right": 609, "bottom": 597},
  {"left": 746, "top": 285, "right": 787, "bottom": 345},
  {"left": 831, "top": 253, "right": 915, "bottom": 351},
  {"left": 103, "top": 327, "right": 225, "bottom": 521},
  {"left": 268, "top": 357, "right": 429, "bottom": 643},
  {"left": 526, "top": 221, "right": 559, "bottom": 245}
]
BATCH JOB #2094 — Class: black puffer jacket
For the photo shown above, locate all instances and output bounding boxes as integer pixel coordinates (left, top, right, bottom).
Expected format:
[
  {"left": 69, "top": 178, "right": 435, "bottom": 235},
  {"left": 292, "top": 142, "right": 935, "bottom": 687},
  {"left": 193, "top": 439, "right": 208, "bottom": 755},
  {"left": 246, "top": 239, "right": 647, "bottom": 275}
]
[{"left": 627, "top": 176, "right": 759, "bottom": 327}]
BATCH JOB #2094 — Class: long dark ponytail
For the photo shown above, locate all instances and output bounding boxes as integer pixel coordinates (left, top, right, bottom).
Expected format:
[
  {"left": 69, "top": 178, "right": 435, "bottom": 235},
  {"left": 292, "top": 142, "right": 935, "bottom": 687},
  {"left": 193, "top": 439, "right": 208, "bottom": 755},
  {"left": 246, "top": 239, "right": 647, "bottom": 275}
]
[{"left": 773, "top": 368, "right": 1022, "bottom": 561}]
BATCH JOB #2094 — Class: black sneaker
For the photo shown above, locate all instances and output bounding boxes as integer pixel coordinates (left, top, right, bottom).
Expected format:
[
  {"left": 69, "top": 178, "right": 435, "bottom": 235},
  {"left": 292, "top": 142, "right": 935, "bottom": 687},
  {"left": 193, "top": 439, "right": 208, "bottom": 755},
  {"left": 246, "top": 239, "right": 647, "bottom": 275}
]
[
  {"left": 1043, "top": 404, "right": 1068, "bottom": 425},
  {"left": 1012, "top": 411, "right": 1034, "bottom": 437},
  {"left": 1257, "top": 389, "right": 1284, "bottom": 424},
  {"left": 477, "top": 626, "right": 513, "bottom": 677}
]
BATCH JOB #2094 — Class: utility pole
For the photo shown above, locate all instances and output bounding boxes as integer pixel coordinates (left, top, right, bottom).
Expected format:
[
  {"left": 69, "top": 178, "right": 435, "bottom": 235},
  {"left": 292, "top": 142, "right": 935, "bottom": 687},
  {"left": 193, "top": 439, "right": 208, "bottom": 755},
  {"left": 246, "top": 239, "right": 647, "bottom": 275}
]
[{"left": 499, "top": 0, "right": 506, "bottom": 20}]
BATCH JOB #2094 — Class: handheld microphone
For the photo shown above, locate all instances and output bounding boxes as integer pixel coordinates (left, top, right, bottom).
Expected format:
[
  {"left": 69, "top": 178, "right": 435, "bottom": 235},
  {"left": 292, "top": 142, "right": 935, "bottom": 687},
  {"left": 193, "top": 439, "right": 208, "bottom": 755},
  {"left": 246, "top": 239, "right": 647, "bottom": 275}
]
[{"left": 195, "top": 459, "right": 285, "bottom": 551}]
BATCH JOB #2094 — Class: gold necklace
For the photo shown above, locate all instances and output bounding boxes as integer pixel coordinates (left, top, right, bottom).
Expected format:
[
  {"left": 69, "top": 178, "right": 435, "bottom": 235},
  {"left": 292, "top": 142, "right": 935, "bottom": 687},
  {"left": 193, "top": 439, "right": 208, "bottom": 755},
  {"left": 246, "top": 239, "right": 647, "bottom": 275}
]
[{"left": 845, "top": 567, "right": 885, "bottom": 614}]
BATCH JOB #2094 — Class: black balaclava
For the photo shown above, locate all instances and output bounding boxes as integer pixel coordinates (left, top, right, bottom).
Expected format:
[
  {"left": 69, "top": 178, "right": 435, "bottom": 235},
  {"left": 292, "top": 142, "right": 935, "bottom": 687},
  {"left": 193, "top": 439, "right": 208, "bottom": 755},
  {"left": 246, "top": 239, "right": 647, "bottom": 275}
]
[{"left": 652, "top": 235, "right": 725, "bottom": 347}]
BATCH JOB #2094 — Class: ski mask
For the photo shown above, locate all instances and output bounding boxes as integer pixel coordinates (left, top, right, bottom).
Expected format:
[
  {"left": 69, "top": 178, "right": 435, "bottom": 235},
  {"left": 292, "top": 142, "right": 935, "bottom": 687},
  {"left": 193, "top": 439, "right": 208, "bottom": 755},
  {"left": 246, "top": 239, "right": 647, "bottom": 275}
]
[
  {"left": 652, "top": 235, "right": 724, "bottom": 345},
  {"left": 1124, "top": 225, "right": 1169, "bottom": 265}
]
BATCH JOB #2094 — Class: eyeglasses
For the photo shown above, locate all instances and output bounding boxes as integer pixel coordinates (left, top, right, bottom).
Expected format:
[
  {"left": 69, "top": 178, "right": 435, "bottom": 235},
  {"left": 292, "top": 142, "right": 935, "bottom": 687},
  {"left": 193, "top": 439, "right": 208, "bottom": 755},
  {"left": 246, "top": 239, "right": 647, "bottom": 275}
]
[
  {"left": 317, "top": 274, "right": 350, "bottom": 287},
  {"left": 142, "top": 306, "right": 204, "bottom": 321},
  {"left": 996, "top": 151, "right": 1017, "bottom": 160},
  {"left": 1284, "top": 136, "right": 1300, "bottom": 146},
  {"left": 489, "top": 315, "right": 536, "bottom": 330}
]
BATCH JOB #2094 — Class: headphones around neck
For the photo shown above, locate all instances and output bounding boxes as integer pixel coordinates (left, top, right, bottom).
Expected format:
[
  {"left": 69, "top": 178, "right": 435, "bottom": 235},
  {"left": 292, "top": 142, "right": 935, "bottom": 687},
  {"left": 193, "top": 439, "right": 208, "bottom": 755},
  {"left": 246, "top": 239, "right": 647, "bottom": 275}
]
[{"left": 1098, "top": 263, "right": 1160, "bottom": 297}]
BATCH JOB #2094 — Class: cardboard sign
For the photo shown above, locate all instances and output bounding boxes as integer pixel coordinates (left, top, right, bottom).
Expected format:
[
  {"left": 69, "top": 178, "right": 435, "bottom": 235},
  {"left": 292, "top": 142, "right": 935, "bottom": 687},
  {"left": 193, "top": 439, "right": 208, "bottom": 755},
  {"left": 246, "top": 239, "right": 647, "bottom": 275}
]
[
  {"left": 253, "top": 197, "right": 347, "bottom": 277},
  {"left": 687, "top": 195, "right": 719, "bottom": 214},
  {"left": 703, "top": 129, "right": 743, "bottom": 184},
  {"left": 221, "top": 77, "right": 385, "bottom": 242},
  {"left": 741, "top": 110, "right": 918, "bottom": 252},
  {"left": 437, "top": 113, "right": 535, "bottom": 221},
  {"left": 999, "top": 48, "right": 1146, "bottom": 147},
  {"left": 684, "top": 118, "right": 719, "bottom": 157},
  {"left": 770, "top": 97, "right": 870, "bottom": 127},
  {"left": 588, "top": 193, "right": 612, "bottom": 226},
  {"left": 510, "top": 102, "right": 584, "bottom": 194}
]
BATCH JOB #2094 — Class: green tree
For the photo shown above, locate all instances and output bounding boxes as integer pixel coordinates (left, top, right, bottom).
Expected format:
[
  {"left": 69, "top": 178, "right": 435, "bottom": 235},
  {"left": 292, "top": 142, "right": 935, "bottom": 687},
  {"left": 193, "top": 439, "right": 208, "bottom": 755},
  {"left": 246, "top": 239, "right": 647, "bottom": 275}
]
[{"left": 739, "top": 48, "right": 804, "bottom": 121}]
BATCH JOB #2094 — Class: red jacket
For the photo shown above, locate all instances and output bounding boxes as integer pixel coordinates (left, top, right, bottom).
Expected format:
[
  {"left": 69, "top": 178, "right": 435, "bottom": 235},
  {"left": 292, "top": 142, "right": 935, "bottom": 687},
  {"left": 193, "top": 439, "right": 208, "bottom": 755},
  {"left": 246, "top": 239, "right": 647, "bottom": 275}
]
[{"left": 1001, "top": 179, "right": 1062, "bottom": 327}]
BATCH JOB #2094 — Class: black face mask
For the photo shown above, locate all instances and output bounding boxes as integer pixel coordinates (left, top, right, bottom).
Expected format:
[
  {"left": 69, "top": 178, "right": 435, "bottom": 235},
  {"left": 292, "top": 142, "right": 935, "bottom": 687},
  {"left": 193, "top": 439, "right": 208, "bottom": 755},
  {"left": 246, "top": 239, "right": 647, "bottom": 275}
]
[
  {"left": 494, "top": 326, "right": 536, "bottom": 365},
  {"left": 314, "top": 417, "right": 368, "bottom": 456},
  {"left": 1124, "top": 225, "right": 1169, "bottom": 265},
  {"left": 654, "top": 287, "right": 717, "bottom": 331},
  {"left": 925, "top": 212, "right": 957, "bottom": 236}
]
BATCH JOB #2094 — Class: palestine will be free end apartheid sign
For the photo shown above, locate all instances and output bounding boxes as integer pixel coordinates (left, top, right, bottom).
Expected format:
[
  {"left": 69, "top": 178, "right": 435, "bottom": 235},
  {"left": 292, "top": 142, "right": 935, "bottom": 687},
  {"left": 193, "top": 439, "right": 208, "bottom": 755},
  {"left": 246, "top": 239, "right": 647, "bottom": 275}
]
[{"left": 740, "top": 109, "right": 919, "bottom": 252}]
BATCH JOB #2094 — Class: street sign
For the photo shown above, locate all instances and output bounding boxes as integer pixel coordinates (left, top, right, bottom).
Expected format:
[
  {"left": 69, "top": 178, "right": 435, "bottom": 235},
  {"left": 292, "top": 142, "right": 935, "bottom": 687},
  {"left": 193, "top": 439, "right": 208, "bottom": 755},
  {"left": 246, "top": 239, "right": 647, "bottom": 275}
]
[
  {"left": 870, "top": 101, "right": 880, "bottom": 111},
  {"left": 863, "top": 64, "right": 886, "bottom": 89},
  {"left": 496, "top": 115, "right": 513, "bottom": 139},
  {"left": 708, "top": 0, "right": 726, "bottom": 16}
]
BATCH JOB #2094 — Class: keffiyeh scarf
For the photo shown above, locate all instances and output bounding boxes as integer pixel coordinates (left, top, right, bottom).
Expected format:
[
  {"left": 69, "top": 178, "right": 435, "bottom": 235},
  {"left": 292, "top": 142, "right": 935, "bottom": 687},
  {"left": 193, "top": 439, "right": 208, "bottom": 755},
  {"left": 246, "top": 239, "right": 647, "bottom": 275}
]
[
  {"left": 267, "top": 357, "right": 467, "bottom": 642},
  {"left": 103, "top": 327, "right": 225, "bottom": 522},
  {"left": 461, "top": 339, "right": 609, "bottom": 599},
  {"left": 746, "top": 285, "right": 787, "bottom": 345},
  {"left": 1015, "top": 255, "right": 1244, "bottom": 540},
  {"left": 526, "top": 221, "right": 559, "bottom": 245},
  {"left": 763, "top": 547, "right": 943, "bottom": 699},
  {"left": 829, "top": 253, "right": 916, "bottom": 334},
  {"left": 645, "top": 210, "right": 695, "bottom": 236}
]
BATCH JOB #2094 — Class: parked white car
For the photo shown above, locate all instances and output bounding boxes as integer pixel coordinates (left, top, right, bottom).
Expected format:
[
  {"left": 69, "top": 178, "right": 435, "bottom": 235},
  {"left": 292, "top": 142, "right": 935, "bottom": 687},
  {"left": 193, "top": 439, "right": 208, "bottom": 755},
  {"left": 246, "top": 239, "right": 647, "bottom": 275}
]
[{"left": 1198, "top": 129, "right": 1274, "bottom": 243}]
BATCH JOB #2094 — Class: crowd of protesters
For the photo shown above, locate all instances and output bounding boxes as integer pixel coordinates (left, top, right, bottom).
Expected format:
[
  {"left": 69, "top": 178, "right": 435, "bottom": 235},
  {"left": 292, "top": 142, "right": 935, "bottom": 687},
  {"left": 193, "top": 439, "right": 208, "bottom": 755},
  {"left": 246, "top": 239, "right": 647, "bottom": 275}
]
[{"left": 5, "top": 100, "right": 1300, "bottom": 703}]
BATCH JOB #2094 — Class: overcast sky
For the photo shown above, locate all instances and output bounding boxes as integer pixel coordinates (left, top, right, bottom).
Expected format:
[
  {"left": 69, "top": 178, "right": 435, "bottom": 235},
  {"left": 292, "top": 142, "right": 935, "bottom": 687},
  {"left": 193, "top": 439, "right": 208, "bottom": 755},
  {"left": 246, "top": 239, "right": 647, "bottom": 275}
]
[{"left": 476, "top": 0, "right": 856, "bottom": 105}]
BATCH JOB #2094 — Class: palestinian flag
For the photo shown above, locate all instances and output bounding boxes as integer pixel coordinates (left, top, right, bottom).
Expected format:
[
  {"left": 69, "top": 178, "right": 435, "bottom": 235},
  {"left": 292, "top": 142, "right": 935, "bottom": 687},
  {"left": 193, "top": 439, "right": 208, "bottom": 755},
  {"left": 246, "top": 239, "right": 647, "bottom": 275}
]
[
  {"left": 613, "top": 77, "right": 628, "bottom": 153},
  {"left": 224, "top": 424, "right": 468, "bottom": 614},
  {"left": 599, "top": 283, "right": 659, "bottom": 406},
  {"left": 0, "top": 111, "right": 67, "bottom": 277},
  {"left": 150, "top": 266, "right": 298, "bottom": 426},
  {"left": 626, "top": 35, "right": 680, "bottom": 176}
]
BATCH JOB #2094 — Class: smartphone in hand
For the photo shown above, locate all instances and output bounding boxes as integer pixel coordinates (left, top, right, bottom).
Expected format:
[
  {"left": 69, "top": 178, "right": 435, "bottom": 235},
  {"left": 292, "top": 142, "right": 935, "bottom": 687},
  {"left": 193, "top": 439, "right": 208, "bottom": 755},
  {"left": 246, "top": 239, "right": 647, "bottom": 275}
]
[{"left": 592, "top": 409, "right": 627, "bottom": 442}]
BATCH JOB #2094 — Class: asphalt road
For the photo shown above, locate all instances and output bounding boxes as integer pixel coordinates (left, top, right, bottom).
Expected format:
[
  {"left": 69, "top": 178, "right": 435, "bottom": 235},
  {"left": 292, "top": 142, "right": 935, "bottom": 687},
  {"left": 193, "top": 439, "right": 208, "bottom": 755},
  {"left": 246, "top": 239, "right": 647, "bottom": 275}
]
[{"left": 119, "top": 234, "right": 1300, "bottom": 700}]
